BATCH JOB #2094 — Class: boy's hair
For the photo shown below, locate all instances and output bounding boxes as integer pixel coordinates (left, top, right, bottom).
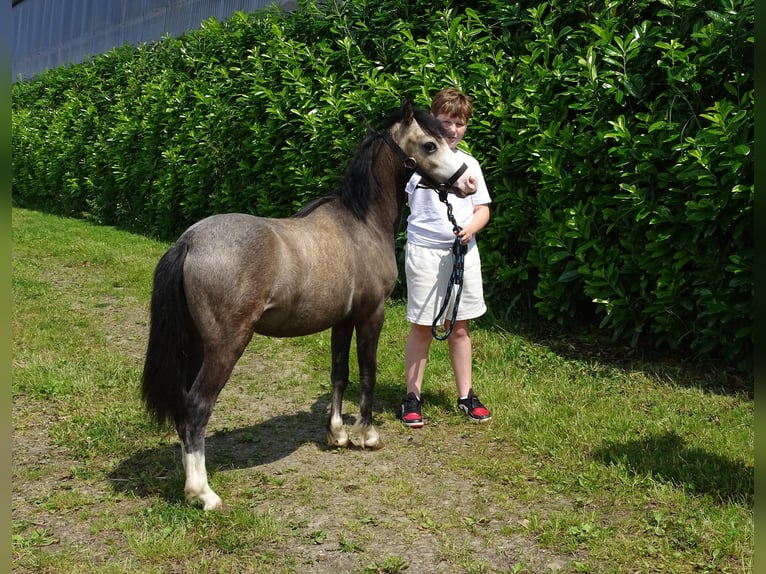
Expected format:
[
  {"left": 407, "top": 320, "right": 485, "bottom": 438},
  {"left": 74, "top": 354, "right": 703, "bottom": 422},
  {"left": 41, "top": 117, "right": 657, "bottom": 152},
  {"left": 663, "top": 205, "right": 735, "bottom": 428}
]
[{"left": 430, "top": 88, "right": 473, "bottom": 121}]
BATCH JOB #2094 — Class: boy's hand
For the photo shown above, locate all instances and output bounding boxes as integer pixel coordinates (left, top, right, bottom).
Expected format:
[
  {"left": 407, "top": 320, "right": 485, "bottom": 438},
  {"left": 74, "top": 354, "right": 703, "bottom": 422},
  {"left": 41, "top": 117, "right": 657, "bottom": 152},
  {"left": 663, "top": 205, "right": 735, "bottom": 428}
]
[
  {"left": 456, "top": 205, "right": 490, "bottom": 244},
  {"left": 456, "top": 228, "right": 474, "bottom": 245}
]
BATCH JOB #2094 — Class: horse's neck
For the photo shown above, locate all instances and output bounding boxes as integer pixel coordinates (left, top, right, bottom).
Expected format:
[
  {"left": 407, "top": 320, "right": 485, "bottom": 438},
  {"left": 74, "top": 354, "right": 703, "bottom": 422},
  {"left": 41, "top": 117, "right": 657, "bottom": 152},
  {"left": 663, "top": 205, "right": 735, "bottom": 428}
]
[{"left": 369, "top": 155, "right": 408, "bottom": 239}]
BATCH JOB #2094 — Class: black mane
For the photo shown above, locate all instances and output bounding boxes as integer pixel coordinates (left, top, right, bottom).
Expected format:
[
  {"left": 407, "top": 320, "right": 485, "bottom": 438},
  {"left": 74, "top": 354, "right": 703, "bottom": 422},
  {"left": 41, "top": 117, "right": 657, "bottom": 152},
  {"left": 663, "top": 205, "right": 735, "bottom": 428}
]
[
  {"left": 387, "top": 105, "right": 448, "bottom": 141},
  {"left": 295, "top": 103, "right": 442, "bottom": 221}
]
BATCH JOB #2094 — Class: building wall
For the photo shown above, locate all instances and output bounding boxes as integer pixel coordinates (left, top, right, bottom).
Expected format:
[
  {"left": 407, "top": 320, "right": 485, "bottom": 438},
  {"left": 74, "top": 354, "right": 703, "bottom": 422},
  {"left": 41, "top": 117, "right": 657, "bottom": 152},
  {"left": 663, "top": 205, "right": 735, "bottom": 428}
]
[{"left": 12, "top": 0, "right": 296, "bottom": 81}]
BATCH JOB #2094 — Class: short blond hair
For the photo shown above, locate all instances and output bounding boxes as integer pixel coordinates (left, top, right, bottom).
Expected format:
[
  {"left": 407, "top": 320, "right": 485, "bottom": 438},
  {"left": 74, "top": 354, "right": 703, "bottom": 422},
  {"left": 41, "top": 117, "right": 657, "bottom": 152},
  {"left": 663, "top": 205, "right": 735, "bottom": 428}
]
[{"left": 430, "top": 88, "right": 473, "bottom": 121}]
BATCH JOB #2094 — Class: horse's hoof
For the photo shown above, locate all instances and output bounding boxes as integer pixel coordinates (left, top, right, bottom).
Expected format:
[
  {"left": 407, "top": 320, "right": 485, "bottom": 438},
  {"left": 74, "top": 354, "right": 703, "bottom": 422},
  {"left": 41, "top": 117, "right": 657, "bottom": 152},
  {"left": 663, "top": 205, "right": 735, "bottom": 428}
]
[
  {"left": 348, "top": 425, "right": 382, "bottom": 449},
  {"left": 364, "top": 436, "right": 383, "bottom": 449},
  {"left": 327, "top": 431, "right": 349, "bottom": 448},
  {"left": 202, "top": 496, "right": 223, "bottom": 511},
  {"left": 186, "top": 490, "right": 223, "bottom": 511}
]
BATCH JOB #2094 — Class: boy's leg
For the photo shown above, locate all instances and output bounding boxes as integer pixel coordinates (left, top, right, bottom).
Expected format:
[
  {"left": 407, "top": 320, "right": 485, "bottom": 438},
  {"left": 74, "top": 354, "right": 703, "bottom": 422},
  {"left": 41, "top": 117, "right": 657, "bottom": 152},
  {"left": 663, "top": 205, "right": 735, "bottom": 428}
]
[
  {"left": 405, "top": 323, "right": 433, "bottom": 397},
  {"left": 402, "top": 324, "right": 432, "bottom": 427},
  {"left": 449, "top": 319, "right": 492, "bottom": 422},
  {"left": 447, "top": 319, "right": 472, "bottom": 397}
]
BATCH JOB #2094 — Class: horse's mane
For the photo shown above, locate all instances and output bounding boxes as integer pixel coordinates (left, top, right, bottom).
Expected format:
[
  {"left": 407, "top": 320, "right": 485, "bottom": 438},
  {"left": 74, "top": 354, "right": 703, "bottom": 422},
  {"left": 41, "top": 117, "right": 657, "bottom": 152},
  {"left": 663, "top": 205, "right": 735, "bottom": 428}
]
[
  {"left": 389, "top": 105, "right": 448, "bottom": 140},
  {"left": 294, "top": 105, "right": 445, "bottom": 221}
]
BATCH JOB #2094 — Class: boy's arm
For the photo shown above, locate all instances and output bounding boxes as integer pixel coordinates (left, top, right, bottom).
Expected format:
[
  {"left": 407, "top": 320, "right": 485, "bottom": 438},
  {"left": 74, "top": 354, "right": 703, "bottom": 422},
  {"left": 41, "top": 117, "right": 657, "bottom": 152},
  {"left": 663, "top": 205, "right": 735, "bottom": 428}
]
[{"left": 457, "top": 204, "right": 490, "bottom": 245}]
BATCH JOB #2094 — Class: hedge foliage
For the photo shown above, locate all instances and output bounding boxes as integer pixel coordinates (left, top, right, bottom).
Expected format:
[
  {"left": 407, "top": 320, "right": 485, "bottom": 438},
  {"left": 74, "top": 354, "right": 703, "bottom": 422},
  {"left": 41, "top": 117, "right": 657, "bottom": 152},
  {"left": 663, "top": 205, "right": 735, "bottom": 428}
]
[{"left": 12, "top": 0, "right": 753, "bottom": 371}]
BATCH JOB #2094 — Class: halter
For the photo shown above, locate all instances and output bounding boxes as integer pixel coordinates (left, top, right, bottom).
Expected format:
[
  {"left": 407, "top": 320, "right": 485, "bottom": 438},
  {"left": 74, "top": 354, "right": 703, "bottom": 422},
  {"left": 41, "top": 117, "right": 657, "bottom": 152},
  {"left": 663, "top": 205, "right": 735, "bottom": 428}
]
[{"left": 378, "top": 128, "right": 468, "bottom": 194}]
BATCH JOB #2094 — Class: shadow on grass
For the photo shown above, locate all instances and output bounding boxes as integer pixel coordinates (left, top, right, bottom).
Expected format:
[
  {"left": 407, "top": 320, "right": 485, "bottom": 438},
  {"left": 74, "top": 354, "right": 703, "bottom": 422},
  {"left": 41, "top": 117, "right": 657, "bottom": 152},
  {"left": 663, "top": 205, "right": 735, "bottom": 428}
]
[
  {"left": 474, "top": 314, "right": 753, "bottom": 398},
  {"left": 592, "top": 431, "right": 753, "bottom": 506},
  {"left": 109, "top": 394, "right": 339, "bottom": 503}
]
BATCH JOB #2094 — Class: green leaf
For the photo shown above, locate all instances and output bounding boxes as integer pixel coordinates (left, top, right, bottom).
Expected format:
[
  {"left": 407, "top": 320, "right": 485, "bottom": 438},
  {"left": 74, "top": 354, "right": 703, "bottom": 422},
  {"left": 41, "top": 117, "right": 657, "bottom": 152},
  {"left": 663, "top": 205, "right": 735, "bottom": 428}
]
[{"left": 558, "top": 269, "right": 580, "bottom": 283}]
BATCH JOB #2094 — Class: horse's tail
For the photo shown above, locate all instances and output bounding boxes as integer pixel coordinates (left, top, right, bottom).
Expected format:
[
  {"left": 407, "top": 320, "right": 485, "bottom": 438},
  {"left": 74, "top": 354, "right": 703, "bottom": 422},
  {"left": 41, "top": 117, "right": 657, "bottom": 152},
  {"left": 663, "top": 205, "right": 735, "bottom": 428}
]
[{"left": 141, "top": 239, "right": 194, "bottom": 428}]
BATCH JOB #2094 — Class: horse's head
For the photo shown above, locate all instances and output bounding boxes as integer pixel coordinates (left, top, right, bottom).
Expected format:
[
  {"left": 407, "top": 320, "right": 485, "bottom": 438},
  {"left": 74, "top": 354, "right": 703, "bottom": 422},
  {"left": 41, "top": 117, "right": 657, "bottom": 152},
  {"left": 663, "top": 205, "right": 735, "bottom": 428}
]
[{"left": 386, "top": 100, "right": 478, "bottom": 198}]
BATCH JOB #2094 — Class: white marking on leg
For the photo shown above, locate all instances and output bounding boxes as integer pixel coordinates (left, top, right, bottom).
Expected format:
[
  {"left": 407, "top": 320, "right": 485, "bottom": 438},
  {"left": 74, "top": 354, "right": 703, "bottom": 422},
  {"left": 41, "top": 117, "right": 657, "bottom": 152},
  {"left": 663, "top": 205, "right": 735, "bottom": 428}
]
[
  {"left": 181, "top": 444, "right": 222, "bottom": 510},
  {"left": 349, "top": 422, "right": 382, "bottom": 449},
  {"left": 327, "top": 411, "right": 349, "bottom": 447}
]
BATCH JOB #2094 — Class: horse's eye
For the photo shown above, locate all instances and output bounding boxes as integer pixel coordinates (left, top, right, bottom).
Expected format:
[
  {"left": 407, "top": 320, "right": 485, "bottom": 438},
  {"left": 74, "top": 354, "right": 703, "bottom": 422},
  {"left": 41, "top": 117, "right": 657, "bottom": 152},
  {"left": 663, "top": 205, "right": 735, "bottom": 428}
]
[{"left": 424, "top": 142, "right": 437, "bottom": 153}]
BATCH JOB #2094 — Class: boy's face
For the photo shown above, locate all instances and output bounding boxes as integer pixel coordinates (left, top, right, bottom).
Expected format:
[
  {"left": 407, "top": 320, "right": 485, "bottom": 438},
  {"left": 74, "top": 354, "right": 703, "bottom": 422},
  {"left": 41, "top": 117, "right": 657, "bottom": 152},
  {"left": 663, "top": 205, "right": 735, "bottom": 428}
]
[{"left": 434, "top": 113, "right": 467, "bottom": 151}]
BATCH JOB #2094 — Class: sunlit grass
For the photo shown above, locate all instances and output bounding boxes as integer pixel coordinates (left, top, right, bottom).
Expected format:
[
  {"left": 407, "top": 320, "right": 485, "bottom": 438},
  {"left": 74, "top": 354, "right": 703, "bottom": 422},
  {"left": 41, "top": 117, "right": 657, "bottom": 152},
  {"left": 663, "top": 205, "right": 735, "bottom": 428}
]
[{"left": 12, "top": 208, "right": 752, "bottom": 573}]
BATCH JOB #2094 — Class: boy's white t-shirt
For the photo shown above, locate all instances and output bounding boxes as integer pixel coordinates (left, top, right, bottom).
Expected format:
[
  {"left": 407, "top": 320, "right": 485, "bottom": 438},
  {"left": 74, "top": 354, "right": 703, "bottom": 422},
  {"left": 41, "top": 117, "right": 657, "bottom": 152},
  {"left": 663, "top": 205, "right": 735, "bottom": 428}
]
[{"left": 405, "top": 149, "right": 491, "bottom": 249}]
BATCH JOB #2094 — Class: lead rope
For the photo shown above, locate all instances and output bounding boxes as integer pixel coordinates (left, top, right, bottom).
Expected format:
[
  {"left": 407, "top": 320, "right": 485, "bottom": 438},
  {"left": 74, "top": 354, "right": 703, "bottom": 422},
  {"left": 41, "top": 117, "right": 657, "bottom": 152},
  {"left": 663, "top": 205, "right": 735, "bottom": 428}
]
[{"left": 429, "top": 190, "right": 468, "bottom": 340}]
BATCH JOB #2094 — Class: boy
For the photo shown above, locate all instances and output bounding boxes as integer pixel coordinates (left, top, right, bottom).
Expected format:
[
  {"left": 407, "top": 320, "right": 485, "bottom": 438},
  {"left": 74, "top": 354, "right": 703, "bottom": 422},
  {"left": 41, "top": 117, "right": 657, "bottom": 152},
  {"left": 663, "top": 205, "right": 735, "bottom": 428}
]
[{"left": 401, "top": 87, "right": 492, "bottom": 428}]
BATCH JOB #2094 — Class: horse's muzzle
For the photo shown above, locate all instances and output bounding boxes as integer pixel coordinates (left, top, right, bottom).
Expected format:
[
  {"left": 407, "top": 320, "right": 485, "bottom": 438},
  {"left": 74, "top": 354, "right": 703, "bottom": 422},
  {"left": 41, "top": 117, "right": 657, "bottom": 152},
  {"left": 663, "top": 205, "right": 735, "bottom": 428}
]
[
  {"left": 428, "top": 163, "right": 476, "bottom": 198},
  {"left": 451, "top": 169, "right": 478, "bottom": 198}
]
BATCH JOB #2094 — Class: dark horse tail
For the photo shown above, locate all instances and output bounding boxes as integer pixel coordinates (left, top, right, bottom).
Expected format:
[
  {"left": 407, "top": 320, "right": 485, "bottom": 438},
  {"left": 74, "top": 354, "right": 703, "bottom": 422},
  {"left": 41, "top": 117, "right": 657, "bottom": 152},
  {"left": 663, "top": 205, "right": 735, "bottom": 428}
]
[{"left": 141, "top": 239, "right": 194, "bottom": 429}]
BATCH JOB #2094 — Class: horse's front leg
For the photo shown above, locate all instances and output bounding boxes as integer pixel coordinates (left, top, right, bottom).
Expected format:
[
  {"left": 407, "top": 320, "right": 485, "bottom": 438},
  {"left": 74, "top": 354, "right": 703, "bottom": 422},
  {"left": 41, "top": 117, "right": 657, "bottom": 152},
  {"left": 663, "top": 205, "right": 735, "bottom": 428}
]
[
  {"left": 326, "top": 320, "right": 353, "bottom": 447},
  {"left": 349, "top": 308, "right": 384, "bottom": 449}
]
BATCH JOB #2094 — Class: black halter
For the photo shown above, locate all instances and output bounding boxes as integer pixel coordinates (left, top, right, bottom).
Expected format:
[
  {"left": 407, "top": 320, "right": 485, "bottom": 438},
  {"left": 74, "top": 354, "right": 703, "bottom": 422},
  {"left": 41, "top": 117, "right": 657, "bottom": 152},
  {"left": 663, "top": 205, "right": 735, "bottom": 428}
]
[{"left": 378, "top": 128, "right": 468, "bottom": 194}]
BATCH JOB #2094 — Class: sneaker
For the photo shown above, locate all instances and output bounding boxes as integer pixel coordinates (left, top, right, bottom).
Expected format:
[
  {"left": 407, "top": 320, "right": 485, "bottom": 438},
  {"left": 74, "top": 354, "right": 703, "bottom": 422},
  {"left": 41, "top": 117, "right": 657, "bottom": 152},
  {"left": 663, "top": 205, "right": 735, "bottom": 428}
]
[
  {"left": 400, "top": 392, "right": 424, "bottom": 428},
  {"left": 457, "top": 389, "right": 492, "bottom": 422}
]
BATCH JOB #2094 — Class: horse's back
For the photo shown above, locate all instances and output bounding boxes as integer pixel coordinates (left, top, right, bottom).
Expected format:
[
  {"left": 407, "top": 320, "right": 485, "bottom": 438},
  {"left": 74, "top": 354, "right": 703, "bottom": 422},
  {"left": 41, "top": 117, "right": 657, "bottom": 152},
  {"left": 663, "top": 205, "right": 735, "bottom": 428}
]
[
  {"left": 182, "top": 213, "right": 279, "bottom": 298},
  {"left": 178, "top": 211, "right": 397, "bottom": 338}
]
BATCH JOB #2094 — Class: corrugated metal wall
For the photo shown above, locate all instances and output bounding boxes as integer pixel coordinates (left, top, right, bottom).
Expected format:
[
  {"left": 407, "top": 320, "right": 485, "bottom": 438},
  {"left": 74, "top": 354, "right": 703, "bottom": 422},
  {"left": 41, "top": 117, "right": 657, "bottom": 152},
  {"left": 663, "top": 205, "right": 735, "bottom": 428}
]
[{"left": 12, "top": 0, "right": 296, "bottom": 81}]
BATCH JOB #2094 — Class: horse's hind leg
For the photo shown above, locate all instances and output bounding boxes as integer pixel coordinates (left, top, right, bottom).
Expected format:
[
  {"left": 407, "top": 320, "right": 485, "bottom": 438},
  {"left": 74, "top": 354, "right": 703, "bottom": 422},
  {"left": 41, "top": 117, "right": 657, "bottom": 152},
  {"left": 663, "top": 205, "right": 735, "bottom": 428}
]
[
  {"left": 180, "top": 440, "right": 219, "bottom": 510},
  {"left": 327, "top": 320, "right": 353, "bottom": 447},
  {"left": 178, "top": 346, "right": 243, "bottom": 510}
]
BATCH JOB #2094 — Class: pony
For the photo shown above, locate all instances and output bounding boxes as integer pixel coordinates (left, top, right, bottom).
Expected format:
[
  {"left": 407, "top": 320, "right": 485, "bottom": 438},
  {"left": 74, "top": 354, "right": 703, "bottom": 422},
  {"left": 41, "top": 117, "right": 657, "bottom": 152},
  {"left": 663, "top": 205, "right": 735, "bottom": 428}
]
[{"left": 141, "top": 100, "right": 478, "bottom": 509}]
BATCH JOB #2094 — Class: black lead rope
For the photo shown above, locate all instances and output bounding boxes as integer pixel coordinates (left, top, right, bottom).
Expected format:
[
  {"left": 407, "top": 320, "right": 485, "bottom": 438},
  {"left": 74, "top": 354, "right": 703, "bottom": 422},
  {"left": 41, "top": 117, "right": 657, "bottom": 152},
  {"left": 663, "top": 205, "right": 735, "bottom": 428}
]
[{"left": 430, "top": 190, "right": 468, "bottom": 341}]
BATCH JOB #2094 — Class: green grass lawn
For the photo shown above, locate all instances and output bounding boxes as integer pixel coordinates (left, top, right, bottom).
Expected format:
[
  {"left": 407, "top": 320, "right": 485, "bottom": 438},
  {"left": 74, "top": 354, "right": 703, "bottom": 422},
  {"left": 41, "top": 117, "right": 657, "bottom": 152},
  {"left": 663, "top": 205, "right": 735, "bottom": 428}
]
[{"left": 12, "top": 208, "right": 752, "bottom": 573}]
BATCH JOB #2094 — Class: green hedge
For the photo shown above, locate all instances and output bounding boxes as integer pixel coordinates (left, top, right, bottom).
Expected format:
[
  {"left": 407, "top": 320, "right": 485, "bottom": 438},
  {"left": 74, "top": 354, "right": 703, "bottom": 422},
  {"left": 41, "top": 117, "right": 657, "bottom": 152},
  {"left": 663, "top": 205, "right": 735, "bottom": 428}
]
[{"left": 12, "top": 0, "right": 753, "bottom": 372}]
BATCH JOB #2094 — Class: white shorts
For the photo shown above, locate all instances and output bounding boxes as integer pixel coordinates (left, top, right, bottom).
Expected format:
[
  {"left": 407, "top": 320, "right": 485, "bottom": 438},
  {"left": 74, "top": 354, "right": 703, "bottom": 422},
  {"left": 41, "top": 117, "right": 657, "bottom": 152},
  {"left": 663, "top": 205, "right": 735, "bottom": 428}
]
[{"left": 405, "top": 242, "right": 487, "bottom": 325}]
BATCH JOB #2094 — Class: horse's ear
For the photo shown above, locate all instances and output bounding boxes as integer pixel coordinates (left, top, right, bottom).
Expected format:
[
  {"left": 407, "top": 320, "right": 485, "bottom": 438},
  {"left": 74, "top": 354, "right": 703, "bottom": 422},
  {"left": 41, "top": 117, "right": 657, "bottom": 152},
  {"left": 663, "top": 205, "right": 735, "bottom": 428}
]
[{"left": 400, "top": 99, "right": 415, "bottom": 124}]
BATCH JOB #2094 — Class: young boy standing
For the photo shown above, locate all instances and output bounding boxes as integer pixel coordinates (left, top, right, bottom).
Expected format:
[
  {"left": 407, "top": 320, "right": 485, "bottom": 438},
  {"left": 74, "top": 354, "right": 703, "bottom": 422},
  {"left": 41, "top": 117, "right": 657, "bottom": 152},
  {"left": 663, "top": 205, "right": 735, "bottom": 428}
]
[{"left": 400, "top": 87, "right": 492, "bottom": 428}]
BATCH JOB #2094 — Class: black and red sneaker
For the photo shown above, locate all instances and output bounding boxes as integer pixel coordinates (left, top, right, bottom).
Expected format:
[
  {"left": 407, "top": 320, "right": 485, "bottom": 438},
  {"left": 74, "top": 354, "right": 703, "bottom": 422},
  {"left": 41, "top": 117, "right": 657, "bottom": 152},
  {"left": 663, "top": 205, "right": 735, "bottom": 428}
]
[
  {"left": 400, "top": 392, "right": 424, "bottom": 428},
  {"left": 457, "top": 388, "right": 492, "bottom": 422}
]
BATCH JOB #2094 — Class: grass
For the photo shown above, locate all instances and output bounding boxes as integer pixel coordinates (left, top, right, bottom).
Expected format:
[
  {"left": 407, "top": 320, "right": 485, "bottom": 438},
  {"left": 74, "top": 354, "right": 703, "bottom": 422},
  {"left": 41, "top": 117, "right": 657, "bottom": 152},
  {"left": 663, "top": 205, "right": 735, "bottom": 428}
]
[{"left": 11, "top": 207, "right": 753, "bottom": 573}]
